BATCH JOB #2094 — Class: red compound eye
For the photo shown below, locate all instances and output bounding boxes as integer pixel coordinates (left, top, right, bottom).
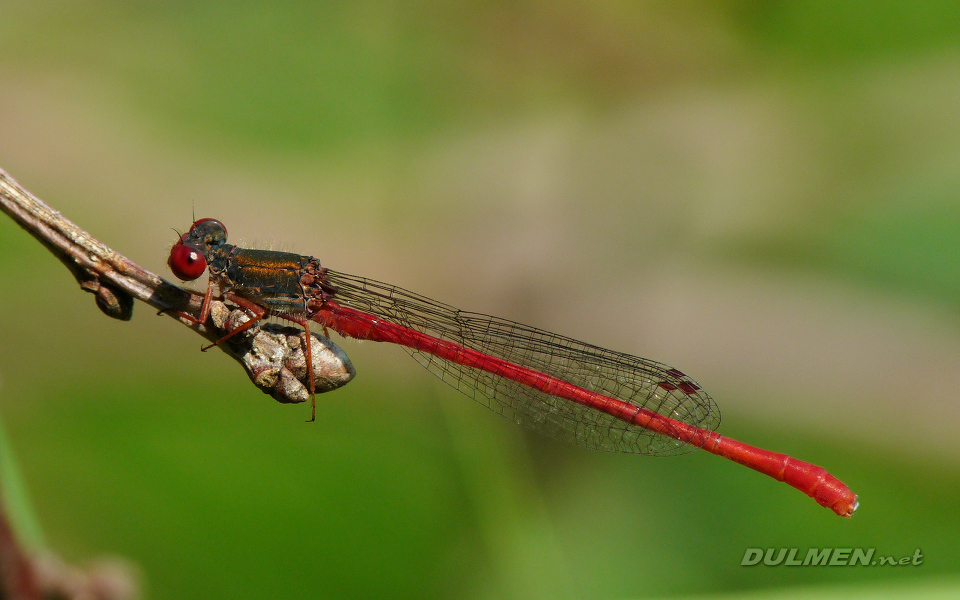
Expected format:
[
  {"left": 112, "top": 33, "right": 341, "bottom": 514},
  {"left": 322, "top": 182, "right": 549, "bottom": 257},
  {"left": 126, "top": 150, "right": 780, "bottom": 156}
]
[
  {"left": 191, "top": 218, "right": 227, "bottom": 237},
  {"left": 168, "top": 243, "right": 207, "bottom": 281}
]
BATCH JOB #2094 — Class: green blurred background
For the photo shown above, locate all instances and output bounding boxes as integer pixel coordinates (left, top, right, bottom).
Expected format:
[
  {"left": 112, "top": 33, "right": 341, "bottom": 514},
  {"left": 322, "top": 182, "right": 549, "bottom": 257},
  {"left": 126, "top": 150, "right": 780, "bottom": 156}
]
[{"left": 1, "top": 1, "right": 959, "bottom": 598}]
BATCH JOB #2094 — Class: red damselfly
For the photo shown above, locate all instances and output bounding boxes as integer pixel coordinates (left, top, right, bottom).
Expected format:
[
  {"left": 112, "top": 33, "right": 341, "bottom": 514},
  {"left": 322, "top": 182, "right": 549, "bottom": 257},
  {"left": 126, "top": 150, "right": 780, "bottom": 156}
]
[{"left": 168, "top": 218, "right": 858, "bottom": 517}]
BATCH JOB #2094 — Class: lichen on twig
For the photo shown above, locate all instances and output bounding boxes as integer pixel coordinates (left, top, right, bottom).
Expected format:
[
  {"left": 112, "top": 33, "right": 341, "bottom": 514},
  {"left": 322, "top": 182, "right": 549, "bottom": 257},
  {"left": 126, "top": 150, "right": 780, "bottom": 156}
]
[{"left": 0, "top": 167, "right": 355, "bottom": 404}]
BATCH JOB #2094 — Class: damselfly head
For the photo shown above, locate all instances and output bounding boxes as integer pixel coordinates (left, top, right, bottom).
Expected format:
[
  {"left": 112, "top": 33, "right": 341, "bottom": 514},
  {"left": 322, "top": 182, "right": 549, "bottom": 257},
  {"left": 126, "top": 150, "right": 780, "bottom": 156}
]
[{"left": 168, "top": 218, "right": 228, "bottom": 281}]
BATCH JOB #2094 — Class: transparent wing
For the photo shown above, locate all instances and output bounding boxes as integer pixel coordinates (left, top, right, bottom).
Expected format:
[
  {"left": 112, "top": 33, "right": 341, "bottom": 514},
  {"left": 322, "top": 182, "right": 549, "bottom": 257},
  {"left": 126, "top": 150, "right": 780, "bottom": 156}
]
[{"left": 324, "top": 270, "right": 720, "bottom": 455}]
